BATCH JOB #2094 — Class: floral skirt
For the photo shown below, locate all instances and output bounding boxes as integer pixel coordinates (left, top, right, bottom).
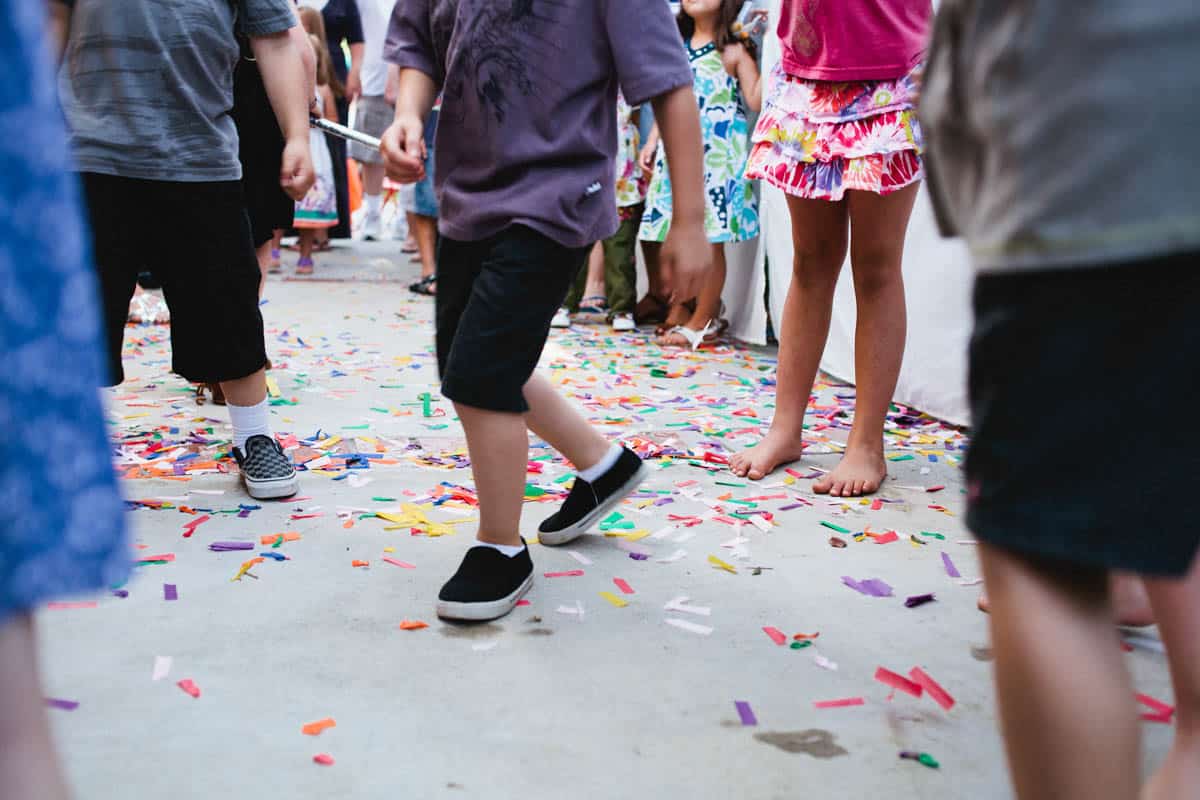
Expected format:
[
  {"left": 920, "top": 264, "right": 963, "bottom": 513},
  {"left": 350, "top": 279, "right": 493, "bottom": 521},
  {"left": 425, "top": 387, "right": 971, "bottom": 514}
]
[{"left": 746, "top": 62, "right": 925, "bottom": 201}]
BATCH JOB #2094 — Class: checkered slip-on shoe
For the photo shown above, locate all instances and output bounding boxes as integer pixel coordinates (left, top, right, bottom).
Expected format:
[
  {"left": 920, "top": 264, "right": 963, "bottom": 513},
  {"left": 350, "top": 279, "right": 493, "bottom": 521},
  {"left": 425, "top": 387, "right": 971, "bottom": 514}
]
[{"left": 233, "top": 434, "right": 298, "bottom": 500}]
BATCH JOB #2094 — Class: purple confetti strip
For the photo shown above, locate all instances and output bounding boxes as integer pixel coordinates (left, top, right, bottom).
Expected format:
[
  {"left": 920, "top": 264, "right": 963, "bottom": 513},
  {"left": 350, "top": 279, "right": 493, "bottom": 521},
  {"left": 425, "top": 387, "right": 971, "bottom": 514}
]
[
  {"left": 941, "top": 552, "right": 961, "bottom": 578},
  {"left": 842, "top": 576, "right": 869, "bottom": 595},
  {"left": 735, "top": 701, "right": 757, "bottom": 726},
  {"left": 778, "top": 503, "right": 806, "bottom": 511},
  {"left": 112, "top": 589, "right": 129, "bottom": 599},
  {"left": 862, "top": 579, "right": 894, "bottom": 597},
  {"left": 208, "top": 541, "right": 256, "bottom": 551},
  {"left": 905, "top": 593, "right": 937, "bottom": 608},
  {"left": 628, "top": 552, "right": 650, "bottom": 561},
  {"left": 163, "top": 584, "right": 178, "bottom": 601},
  {"left": 45, "top": 698, "right": 79, "bottom": 711}
]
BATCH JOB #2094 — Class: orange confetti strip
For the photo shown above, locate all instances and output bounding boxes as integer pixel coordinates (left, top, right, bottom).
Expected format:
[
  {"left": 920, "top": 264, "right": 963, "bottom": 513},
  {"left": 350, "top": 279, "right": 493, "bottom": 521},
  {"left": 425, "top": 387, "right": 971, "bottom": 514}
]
[
  {"left": 351, "top": 560, "right": 369, "bottom": 567},
  {"left": 398, "top": 620, "right": 428, "bottom": 630},
  {"left": 301, "top": 718, "right": 337, "bottom": 736}
]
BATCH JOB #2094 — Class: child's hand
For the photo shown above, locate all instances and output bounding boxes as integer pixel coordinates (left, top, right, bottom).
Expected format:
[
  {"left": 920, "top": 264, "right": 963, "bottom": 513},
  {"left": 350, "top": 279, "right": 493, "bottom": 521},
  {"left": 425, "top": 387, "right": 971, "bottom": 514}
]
[
  {"left": 659, "top": 218, "right": 712, "bottom": 305},
  {"left": 722, "top": 43, "right": 749, "bottom": 78},
  {"left": 279, "top": 136, "right": 315, "bottom": 200},
  {"left": 638, "top": 141, "right": 657, "bottom": 176},
  {"left": 381, "top": 114, "right": 427, "bottom": 184}
]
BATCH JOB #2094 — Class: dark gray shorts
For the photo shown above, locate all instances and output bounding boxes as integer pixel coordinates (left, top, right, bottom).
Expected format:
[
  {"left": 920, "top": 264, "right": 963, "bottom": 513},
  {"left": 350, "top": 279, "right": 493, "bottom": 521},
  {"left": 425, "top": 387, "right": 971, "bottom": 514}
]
[
  {"left": 966, "top": 250, "right": 1200, "bottom": 577},
  {"left": 436, "top": 225, "right": 587, "bottom": 413}
]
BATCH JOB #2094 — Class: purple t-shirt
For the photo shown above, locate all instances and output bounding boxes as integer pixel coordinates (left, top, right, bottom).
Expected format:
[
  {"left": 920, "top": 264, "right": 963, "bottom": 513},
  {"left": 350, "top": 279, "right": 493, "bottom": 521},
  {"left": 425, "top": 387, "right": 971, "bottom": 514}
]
[{"left": 385, "top": 0, "right": 692, "bottom": 248}]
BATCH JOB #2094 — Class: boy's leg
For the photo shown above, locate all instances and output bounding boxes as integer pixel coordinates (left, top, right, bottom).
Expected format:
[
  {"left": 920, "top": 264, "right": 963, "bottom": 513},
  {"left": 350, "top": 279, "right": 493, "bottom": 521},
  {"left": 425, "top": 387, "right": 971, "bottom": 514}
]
[
  {"left": 979, "top": 543, "right": 1140, "bottom": 800},
  {"left": 79, "top": 173, "right": 144, "bottom": 386},
  {"left": 523, "top": 372, "right": 610, "bottom": 472},
  {"left": 1142, "top": 553, "right": 1200, "bottom": 800},
  {"left": 813, "top": 183, "right": 919, "bottom": 496},
  {"left": 0, "top": 614, "right": 70, "bottom": 800},
  {"left": 561, "top": 249, "right": 590, "bottom": 313},
  {"left": 155, "top": 181, "right": 294, "bottom": 499},
  {"left": 455, "top": 403, "right": 529, "bottom": 547},
  {"left": 582, "top": 241, "right": 606, "bottom": 302},
  {"left": 603, "top": 211, "right": 640, "bottom": 317},
  {"left": 412, "top": 214, "right": 438, "bottom": 282},
  {"left": 730, "top": 195, "right": 849, "bottom": 479}
]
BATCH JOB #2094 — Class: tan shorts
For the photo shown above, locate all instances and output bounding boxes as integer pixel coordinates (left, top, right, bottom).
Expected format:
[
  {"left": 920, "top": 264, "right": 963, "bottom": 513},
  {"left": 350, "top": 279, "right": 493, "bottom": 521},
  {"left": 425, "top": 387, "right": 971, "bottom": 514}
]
[{"left": 349, "top": 95, "right": 392, "bottom": 163}]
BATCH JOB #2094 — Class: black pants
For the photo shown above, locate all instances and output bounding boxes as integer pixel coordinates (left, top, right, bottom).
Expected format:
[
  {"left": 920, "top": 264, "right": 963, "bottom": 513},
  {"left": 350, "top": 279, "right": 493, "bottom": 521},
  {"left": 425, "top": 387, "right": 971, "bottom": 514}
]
[
  {"left": 81, "top": 173, "right": 267, "bottom": 386},
  {"left": 327, "top": 97, "right": 352, "bottom": 239},
  {"left": 436, "top": 225, "right": 588, "bottom": 413}
]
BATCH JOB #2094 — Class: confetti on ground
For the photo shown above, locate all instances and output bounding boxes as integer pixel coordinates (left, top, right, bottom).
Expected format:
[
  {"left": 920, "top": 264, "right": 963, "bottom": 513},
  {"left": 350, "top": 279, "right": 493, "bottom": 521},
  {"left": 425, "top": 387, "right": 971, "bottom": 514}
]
[
  {"left": 599, "top": 591, "right": 628, "bottom": 608},
  {"left": 302, "top": 718, "right": 337, "bottom": 736},
  {"left": 152, "top": 656, "right": 172, "bottom": 681},
  {"left": 45, "top": 698, "right": 79, "bottom": 711},
  {"left": 163, "top": 583, "right": 178, "bottom": 601},
  {"left": 665, "top": 618, "right": 713, "bottom": 636},
  {"left": 814, "top": 697, "right": 865, "bottom": 709},
  {"left": 312, "top": 754, "right": 335, "bottom": 766},
  {"left": 734, "top": 701, "right": 757, "bottom": 726},
  {"left": 176, "top": 679, "right": 201, "bottom": 699},
  {"left": 398, "top": 620, "right": 429, "bottom": 630}
]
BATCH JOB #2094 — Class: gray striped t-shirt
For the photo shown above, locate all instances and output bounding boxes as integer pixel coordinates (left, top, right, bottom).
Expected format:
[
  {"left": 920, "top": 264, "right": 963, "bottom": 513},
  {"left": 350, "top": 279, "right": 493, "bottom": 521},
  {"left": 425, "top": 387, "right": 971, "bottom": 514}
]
[{"left": 59, "top": 0, "right": 295, "bottom": 183}]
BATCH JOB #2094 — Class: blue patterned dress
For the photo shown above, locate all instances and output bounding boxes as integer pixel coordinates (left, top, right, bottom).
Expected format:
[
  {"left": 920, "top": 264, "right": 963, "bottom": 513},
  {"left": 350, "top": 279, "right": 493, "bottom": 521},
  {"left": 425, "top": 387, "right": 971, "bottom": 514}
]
[
  {"left": 638, "top": 40, "right": 760, "bottom": 244},
  {"left": 0, "top": 1, "right": 128, "bottom": 622}
]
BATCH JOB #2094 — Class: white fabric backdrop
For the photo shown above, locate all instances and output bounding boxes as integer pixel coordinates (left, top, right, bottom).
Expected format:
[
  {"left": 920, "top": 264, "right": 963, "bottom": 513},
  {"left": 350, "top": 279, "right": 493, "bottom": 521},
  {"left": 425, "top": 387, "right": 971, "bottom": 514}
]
[{"left": 644, "top": 0, "right": 974, "bottom": 425}]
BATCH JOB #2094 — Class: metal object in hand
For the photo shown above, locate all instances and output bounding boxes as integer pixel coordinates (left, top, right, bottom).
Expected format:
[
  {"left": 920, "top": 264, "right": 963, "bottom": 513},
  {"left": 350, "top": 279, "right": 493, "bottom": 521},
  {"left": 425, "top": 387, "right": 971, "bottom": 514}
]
[{"left": 309, "top": 116, "right": 381, "bottom": 151}]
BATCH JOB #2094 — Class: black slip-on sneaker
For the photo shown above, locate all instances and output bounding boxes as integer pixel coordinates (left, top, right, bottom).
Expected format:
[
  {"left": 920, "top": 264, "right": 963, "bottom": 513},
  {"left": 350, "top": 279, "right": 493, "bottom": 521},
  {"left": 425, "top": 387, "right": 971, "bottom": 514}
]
[
  {"left": 537, "top": 446, "right": 647, "bottom": 546},
  {"left": 233, "top": 434, "right": 299, "bottom": 500},
  {"left": 436, "top": 542, "right": 534, "bottom": 622}
]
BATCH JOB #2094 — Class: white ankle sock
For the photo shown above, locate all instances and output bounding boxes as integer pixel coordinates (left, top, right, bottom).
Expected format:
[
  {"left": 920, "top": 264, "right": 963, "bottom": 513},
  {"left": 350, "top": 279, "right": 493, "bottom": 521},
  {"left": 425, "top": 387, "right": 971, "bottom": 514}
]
[
  {"left": 364, "top": 194, "right": 382, "bottom": 216},
  {"left": 578, "top": 444, "right": 623, "bottom": 483},
  {"left": 475, "top": 541, "right": 526, "bottom": 557},
  {"left": 228, "top": 398, "right": 271, "bottom": 451}
]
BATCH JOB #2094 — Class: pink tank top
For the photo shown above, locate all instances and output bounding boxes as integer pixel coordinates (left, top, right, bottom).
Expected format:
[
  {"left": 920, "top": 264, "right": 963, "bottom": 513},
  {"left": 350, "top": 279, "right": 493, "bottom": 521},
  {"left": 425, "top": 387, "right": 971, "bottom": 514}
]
[{"left": 778, "top": 0, "right": 932, "bottom": 82}]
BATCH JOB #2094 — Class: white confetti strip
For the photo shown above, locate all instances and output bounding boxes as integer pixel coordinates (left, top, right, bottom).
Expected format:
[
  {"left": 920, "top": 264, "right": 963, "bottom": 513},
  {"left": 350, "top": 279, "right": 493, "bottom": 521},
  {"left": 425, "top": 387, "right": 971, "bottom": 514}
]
[
  {"left": 152, "top": 656, "right": 172, "bottom": 681},
  {"left": 566, "top": 550, "right": 592, "bottom": 565},
  {"left": 665, "top": 617, "right": 713, "bottom": 636}
]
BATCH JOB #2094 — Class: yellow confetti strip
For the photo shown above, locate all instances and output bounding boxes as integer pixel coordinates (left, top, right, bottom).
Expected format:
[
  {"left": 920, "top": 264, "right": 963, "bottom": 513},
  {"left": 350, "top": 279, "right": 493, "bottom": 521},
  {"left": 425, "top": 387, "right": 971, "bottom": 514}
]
[
  {"left": 599, "top": 591, "right": 628, "bottom": 608},
  {"left": 708, "top": 554, "right": 737, "bottom": 574},
  {"left": 265, "top": 376, "right": 281, "bottom": 398},
  {"left": 377, "top": 504, "right": 473, "bottom": 537}
]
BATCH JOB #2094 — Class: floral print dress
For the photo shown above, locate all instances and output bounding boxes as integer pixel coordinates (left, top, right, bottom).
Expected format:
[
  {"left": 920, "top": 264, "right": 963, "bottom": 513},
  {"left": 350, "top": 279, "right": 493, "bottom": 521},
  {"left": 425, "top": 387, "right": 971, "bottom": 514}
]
[{"left": 638, "top": 41, "right": 759, "bottom": 244}]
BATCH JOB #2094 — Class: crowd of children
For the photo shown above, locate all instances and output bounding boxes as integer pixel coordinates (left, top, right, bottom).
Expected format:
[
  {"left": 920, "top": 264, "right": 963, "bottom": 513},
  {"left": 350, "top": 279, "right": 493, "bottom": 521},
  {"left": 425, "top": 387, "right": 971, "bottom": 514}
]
[{"left": 3, "top": 1, "right": 1198, "bottom": 799}]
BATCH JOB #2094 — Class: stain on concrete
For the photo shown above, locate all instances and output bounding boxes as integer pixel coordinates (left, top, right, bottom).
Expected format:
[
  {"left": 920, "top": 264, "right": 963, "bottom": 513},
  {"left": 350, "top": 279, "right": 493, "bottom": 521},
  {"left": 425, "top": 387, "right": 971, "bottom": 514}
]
[
  {"left": 438, "top": 622, "right": 503, "bottom": 639},
  {"left": 755, "top": 729, "right": 848, "bottom": 759},
  {"left": 970, "top": 645, "right": 994, "bottom": 662},
  {"left": 523, "top": 628, "right": 554, "bottom": 636}
]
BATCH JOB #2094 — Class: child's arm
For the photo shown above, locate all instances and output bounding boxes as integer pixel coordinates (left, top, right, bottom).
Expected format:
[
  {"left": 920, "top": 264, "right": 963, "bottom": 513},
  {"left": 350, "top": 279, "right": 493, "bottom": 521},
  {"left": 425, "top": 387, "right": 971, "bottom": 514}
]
[
  {"left": 252, "top": 31, "right": 315, "bottom": 199},
  {"left": 651, "top": 84, "right": 712, "bottom": 304},
  {"left": 384, "top": 64, "right": 401, "bottom": 106},
  {"left": 639, "top": 123, "right": 660, "bottom": 176},
  {"left": 722, "top": 43, "right": 762, "bottom": 113},
  {"left": 380, "top": 69, "right": 437, "bottom": 183}
]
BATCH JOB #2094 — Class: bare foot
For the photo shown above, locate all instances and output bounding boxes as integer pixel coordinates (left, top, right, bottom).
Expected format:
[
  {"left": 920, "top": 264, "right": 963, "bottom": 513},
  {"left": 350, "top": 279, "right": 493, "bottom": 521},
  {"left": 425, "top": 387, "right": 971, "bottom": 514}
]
[
  {"left": 656, "top": 303, "right": 692, "bottom": 336},
  {"left": 729, "top": 429, "right": 805, "bottom": 481},
  {"left": 812, "top": 446, "right": 886, "bottom": 497}
]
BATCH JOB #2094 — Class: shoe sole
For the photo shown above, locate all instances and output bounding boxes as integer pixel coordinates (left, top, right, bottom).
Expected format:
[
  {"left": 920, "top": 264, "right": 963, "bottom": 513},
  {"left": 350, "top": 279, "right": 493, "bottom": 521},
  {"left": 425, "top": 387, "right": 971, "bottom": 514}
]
[
  {"left": 243, "top": 474, "right": 299, "bottom": 500},
  {"left": 435, "top": 573, "right": 534, "bottom": 622},
  {"left": 538, "top": 462, "right": 649, "bottom": 547}
]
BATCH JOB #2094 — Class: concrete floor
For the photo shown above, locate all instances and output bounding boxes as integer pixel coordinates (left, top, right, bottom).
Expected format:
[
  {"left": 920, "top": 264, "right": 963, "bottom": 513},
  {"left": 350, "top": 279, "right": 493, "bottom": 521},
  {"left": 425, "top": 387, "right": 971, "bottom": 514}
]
[{"left": 39, "top": 240, "right": 1175, "bottom": 799}]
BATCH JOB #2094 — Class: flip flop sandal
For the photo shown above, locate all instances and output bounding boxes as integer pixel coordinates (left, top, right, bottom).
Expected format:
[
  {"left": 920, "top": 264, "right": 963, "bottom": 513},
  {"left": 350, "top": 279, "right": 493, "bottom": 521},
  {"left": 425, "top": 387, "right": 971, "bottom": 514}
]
[
  {"left": 268, "top": 248, "right": 282, "bottom": 274},
  {"left": 314, "top": 239, "right": 333, "bottom": 252},
  {"left": 296, "top": 256, "right": 314, "bottom": 275},
  {"left": 408, "top": 275, "right": 437, "bottom": 296},
  {"left": 579, "top": 294, "right": 609, "bottom": 315},
  {"left": 658, "top": 321, "right": 716, "bottom": 352},
  {"left": 704, "top": 318, "right": 731, "bottom": 343},
  {"left": 195, "top": 382, "right": 226, "bottom": 406}
]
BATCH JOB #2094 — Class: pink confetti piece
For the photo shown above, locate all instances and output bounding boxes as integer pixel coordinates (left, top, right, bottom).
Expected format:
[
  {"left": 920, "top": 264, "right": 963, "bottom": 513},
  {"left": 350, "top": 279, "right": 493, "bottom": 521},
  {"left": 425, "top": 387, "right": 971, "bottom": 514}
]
[
  {"left": 1136, "top": 693, "right": 1175, "bottom": 722},
  {"left": 875, "top": 667, "right": 924, "bottom": 698},
  {"left": 46, "top": 601, "right": 97, "bottom": 610},
  {"left": 941, "top": 552, "right": 961, "bottom": 578},
  {"left": 176, "top": 679, "right": 201, "bottom": 699},
  {"left": 613, "top": 578, "right": 634, "bottom": 595},
  {"left": 814, "top": 697, "right": 864, "bottom": 709},
  {"left": 544, "top": 570, "right": 584, "bottom": 578},
  {"left": 516, "top": 599, "right": 531, "bottom": 607},
  {"left": 762, "top": 626, "right": 787, "bottom": 645},
  {"left": 382, "top": 557, "right": 415, "bottom": 568},
  {"left": 734, "top": 701, "right": 757, "bottom": 726},
  {"left": 312, "top": 753, "right": 335, "bottom": 766},
  {"left": 909, "top": 667, "right": 955, "bottom": 710}
]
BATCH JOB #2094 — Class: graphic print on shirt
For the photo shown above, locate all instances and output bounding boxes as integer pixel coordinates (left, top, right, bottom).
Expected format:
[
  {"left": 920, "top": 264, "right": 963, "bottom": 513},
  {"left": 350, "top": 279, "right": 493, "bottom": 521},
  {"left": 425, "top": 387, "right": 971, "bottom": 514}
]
[
  {"left": 788, "top": 0, "right": 822, "bottom": 58},
  {"left": 431, "top": 0, "right": 566, "bottom": 128}
]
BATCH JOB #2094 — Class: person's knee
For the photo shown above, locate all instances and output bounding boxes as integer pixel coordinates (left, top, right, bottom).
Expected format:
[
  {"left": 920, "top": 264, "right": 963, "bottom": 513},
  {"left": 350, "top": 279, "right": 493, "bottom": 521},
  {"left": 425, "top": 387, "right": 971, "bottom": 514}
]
[
  {"left": 849, "top": 245, "right": 904, "bottom": 297},
  {"left": 791, "top": 240, "right": 845, "bottom": 292}
]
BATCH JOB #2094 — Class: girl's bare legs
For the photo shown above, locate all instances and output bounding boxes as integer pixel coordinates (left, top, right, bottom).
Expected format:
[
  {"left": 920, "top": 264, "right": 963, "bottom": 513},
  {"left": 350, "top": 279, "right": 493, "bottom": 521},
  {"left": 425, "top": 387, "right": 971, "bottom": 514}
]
[
  {"left": 583, "top": 242, "right": 606, "bottom": 303},
  {"left": 730, "top": 196, "right": 849, "bottom": 479},
  {"left": 813, "top": 183, "right": 919, "bottom": 496},
  {"left": 981, "top": 543, "right": 1140, "bottom": 800},
  {"left": 0, "top": 614, "right": 71, "bottom": 800},
  {"left": 411, "top": 213, "right": 437, "bottom": 284},
  {"left": 979, "top": 572, "right": 1157, "bottom": 627},
  {"left": 1142, "top": 553, "right": 1200, "bottom": 800},
  {"left": 659, "top": 243, "right": 726, "bottom": 345},
  {"left": 637, "top": 241, "right": 689, "bottom": 328}
]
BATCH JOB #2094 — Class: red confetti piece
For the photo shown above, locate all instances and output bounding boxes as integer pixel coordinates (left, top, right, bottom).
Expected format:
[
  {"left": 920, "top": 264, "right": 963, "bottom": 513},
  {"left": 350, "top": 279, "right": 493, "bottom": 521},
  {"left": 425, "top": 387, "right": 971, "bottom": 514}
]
[
  {"left": 181, "top": 514, "right": 210, "bottom": 538},
  {"left": 875, "top": 667, "right": 924, "bottom": 698},
  {"left": 870, "top": 531, "right": 899, "bottom": 544},
  {"left": 543, "top": 570, "right": 584, "bottom": 578},
  {"left": 762, "top": 627, "right": 787, "bottom": 645},
  {"left": 612, "top": 578, "right": 634, "bottom": 595},
  {"left": 382, "top": 557, "right": 415, "bottom": 568},
  {"left": 926, "top": 485, "right": 946, "bottom": 493},
  {"left": 176, "top": 679, "right": 201, "bottom": 698},
  {"left": 814, "top": 697, "right": 865, "bottom": 709},
  {"left": 870, "top": 499, "right": 883, "bottom": 511},
  {"left": 138, "top": 553, "right": 175, "bottom": 563},
  {"left": 909, "top": 667, "right": 955, "bottom": 710},
  {"left": 312, "top": 753, "right": 335, "bottom": 766},
  {"left": 1136, "top": 693, "right": 1175, "bottom": 719}
]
